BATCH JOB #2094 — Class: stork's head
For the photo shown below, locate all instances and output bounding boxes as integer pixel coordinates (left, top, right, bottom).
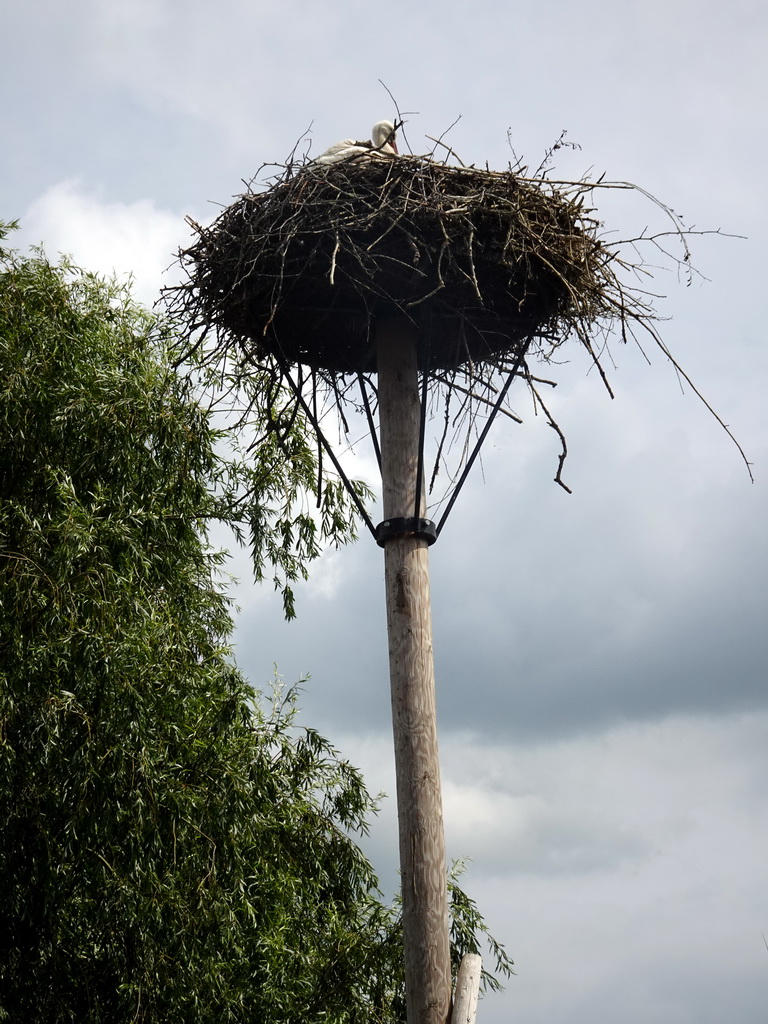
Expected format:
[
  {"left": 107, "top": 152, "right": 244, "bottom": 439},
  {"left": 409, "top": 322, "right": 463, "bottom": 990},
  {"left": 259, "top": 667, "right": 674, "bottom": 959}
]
[{"left": 372, "top": 120, "right": 398, "bottom": 154}]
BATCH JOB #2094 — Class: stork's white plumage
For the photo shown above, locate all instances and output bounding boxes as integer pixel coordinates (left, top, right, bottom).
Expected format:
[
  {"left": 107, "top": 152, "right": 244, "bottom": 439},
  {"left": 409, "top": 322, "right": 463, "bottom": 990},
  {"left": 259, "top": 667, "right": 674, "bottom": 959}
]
[
  {"left": 313, "top": 120, "right": 399, "bottom": 165},
  {"left": 370, "top": 120, "right": 398, "bottom": 154}
]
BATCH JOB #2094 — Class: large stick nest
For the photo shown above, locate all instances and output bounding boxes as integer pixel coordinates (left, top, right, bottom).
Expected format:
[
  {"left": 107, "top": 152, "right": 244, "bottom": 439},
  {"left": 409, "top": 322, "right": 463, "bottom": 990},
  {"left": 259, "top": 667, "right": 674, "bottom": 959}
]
[
  {"left": 175, "top": 156, "right": 623, "bottom": 375},
  {"left": 167, "top": 150, "right": 749, "bottom": 500}
]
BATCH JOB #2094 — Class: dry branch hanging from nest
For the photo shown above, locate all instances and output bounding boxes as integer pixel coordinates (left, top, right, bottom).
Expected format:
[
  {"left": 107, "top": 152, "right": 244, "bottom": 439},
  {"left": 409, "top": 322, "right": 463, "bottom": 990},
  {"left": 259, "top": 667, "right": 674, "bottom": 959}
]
[{"left": 168, "top": 149, "right": 751, "bottom": 507}]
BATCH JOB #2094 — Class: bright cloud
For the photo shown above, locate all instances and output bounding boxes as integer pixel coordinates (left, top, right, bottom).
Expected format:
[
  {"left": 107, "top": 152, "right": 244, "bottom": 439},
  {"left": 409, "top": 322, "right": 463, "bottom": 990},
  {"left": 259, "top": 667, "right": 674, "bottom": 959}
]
[{"left": 18, "top": 180, "right": 189, "bottom": 307}]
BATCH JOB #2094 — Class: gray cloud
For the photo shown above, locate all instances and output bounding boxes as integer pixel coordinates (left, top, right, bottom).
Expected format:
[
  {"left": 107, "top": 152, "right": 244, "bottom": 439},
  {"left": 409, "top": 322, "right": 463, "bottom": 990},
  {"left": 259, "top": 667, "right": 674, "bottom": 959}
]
[{"left": 5, "top": 0, "right": 768, "bottom": 1019}]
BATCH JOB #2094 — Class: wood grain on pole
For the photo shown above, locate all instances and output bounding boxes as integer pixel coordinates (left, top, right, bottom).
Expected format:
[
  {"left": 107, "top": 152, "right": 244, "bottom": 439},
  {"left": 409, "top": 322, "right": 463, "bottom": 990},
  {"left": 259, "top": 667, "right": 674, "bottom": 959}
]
[
  {"left": 451, "top": 954, "right": 482, "bottom": 1024},
  {"left": 377, "top": 317, "right": 452, "bottom": 1024}
]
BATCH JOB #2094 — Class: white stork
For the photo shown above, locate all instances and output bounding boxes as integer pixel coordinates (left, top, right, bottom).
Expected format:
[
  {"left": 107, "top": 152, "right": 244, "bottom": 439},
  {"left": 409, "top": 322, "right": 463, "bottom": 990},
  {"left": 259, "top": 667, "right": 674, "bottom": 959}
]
[{"left": 313, "top": 120, "right": 399, "bottom": 165}]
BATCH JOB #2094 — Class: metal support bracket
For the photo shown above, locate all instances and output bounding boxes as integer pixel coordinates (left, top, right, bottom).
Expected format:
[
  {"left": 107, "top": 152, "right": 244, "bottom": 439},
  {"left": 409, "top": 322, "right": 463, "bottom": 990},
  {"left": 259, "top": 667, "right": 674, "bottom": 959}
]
[{"left": 375, "top": 517, "right": 438, "bottom": 547}]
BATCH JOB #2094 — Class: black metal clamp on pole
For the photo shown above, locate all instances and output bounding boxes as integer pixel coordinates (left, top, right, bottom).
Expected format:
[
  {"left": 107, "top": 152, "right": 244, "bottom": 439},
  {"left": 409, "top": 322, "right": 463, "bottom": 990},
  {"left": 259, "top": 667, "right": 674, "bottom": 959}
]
[{"left": 375, "top": 517, "right": 438, "bottom": 547}]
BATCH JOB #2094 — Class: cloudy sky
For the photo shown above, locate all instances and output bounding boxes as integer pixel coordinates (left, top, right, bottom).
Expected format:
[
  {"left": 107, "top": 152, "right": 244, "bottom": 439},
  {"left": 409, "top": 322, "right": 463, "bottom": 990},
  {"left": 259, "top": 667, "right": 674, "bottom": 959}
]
[{"left": 3, "top": 1, "right": 768, "bottom": 1020}]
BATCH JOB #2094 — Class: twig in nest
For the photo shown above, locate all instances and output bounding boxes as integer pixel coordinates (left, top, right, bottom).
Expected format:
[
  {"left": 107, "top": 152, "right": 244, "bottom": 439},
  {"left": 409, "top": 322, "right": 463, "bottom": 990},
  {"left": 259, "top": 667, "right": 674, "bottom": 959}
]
[{"left": 426, "top": 131, "right": 466, "bottom": 167}]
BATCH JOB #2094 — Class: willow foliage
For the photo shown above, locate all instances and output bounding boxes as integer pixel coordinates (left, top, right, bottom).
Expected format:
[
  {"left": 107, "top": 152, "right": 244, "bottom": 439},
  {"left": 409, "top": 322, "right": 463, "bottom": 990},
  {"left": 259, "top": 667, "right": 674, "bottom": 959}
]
[{"left": 0, "top": 227, "right": 513, "bottom": 1022}]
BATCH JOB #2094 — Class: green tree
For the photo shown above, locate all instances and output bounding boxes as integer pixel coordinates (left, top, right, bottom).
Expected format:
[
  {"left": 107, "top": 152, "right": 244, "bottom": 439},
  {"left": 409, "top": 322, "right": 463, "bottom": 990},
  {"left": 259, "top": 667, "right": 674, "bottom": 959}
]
[{"left": 0, "top": 228, "right": 513, "bottom": 1022}]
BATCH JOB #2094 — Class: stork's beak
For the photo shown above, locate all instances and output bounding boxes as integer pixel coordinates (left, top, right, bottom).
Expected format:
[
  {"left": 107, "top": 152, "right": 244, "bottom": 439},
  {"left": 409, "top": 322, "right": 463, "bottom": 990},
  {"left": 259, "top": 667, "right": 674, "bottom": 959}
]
[{"left": 390, "top": 134, "right": 399, "bottom": 154}]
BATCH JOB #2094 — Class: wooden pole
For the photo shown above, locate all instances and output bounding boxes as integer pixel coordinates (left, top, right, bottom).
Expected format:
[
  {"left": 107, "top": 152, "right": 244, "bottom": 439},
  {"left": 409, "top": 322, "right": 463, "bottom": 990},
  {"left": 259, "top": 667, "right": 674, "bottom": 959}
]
[
  {"left": 377, "top": 317, "right": 452, "bottom": 1024},
  {"left": 451, "top": 954, "right": 482, "bottom": 1024}
]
